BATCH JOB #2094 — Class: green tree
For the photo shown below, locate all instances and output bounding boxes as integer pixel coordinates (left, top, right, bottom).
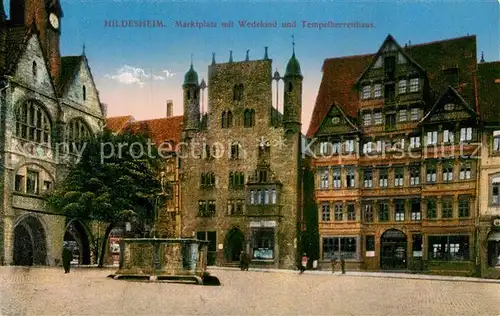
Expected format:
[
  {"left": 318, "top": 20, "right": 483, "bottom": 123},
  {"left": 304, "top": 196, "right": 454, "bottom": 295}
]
[{"left": 46, "top": 129, "right": 164, "bottom": 267}]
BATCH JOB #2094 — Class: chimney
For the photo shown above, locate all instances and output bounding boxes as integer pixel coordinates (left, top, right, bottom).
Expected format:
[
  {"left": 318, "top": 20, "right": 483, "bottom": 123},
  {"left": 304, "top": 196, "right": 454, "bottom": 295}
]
[{"left": 166, "top": 100, "right": 173, "bottom": 117}]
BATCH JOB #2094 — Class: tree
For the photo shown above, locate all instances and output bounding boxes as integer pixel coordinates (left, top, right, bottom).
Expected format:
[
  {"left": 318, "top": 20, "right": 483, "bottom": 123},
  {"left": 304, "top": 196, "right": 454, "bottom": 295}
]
[{"left": 46, "top": 128, "right": 164, "bottom": 267}]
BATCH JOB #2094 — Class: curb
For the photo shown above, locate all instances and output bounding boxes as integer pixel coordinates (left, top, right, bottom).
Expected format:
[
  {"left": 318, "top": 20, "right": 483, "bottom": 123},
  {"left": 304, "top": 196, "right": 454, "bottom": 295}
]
[{"left": 207, "top": 266, "right": 500, "bottom": 284}]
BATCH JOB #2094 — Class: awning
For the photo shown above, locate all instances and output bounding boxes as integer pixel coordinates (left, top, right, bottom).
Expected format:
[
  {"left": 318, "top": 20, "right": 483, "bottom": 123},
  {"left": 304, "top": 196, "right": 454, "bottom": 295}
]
[{"left": 488, "top": 232, "right": 500, "bottom": 241}]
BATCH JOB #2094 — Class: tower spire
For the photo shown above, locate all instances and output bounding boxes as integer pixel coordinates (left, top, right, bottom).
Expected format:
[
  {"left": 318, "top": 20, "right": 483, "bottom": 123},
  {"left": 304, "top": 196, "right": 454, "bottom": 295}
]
[
  {"left": 292, "top": 34, "right": 295, "bottom": 56},
  {"left": 480, "top": 51, "right": 485, "bottom": 63},
  {"left": 82, "top": 43, "right": 86, "bottom": 56},
  {"left": 190, "top": 54, "right": 194, "bottom": 68}
]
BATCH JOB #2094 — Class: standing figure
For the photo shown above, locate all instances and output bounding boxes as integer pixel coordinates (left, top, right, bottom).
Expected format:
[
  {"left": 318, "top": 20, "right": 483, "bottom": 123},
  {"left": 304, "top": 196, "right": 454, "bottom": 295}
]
[
  {"left": 299, "top": 253, "right": 308, "bottom": 274},
  {"left": 340, "top": 253, "right": 346, "bottom": 274},
  {"left": 62, "top": 246, "right": 73, "bottom": 273},
  {"left": 331, "top": 258, "right": 337, "bottom": 273},
  {"left": 239, "top": 251, "right": 247, "bottom": 271}
]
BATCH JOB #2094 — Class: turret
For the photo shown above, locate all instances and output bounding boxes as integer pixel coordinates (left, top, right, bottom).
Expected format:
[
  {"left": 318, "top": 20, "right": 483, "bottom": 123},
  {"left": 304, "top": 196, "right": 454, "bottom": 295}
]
[
  {"left": 283, "top": 42, "right": 303, "bottom": 133},
  {"left": 183, "top": 61, "right": 200, "bottom": 131}
]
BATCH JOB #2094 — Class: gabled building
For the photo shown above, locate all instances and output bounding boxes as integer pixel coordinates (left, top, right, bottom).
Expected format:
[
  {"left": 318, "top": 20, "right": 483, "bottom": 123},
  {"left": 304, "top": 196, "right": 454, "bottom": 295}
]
[
  {"left": 308, "top": 35, "right": 490, "bottom": 276},
  {"left": 0, "top": 0, "right": 105, "bottom": 266}
]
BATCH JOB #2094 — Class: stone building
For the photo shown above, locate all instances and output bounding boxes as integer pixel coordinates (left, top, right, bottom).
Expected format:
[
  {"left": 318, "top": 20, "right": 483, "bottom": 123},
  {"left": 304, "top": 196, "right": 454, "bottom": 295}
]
[
  {"left": 179, "top": 49, "right": 303, "bottom": 269},
  {"left": 477, "top": 60, "right": 500, "bottom": 278},
  {"left": 307, "top": 35, "right": 498, "bottom": 276},
  {"left": 0, "top": 0, "right": 105, "bottom": 265}
]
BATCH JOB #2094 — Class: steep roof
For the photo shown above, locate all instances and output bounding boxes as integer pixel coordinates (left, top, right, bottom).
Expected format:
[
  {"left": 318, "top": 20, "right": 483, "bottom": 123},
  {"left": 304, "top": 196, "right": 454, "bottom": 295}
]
[
  {"left": 307, "top": 35, "right": 478, "bottom": 137},
  {"left": 478, "top": 61, "right": 500, "bottom": 124},
  {"left": 126, "top": 116, "right": 184, "bottom": 147},
  {"left": 59, "top": 56, "right": 83, "bottom": 94},
  {"left": 0, "top": 25, "right": 30, "bottom": 73},
  {"left": 105, "top": 115, "right": 135, "bottom": 133}
]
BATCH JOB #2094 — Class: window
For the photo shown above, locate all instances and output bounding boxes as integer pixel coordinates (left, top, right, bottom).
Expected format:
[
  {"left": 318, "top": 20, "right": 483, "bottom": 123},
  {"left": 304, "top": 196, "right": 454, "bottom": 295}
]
[
  {"left": 444, "top": 103, "right": 455, "bottom": 111},
  {"left": 384, "top": 84, "right": 395, "bottom": 103},
  {"left": 363, "top": 141, "right": 374, "bottom": 154},
  {"left": 363, "top": 169, "right": 373, "bottom": 188},
  {"left": 229, "top": 171, "right": 245, "bottom": 189},
  {"left": 493, "top": 131, "right": 500, "bottom": 152},
  {"left": 459, "top": 163, "right": 472, "bottom": 180},
  {"left": 426, "top": 131, "right": 438, "bottom": 145},
  {"left": 230, "top": 143, "right": 240, "bottom": 160},
  {"left": 346, "top": 167, "right": 355, "bottom": 188},
  {"left": 426, "top": 164, "right": 436, "bottom": 183},
  {"left": 319, "top": 168, "right": 329, "bottom": 189},
  {"left": 384, "top": 56, "right": 396, "bottom": 79},
  {"left": 207, "top": 200, "right": 216, "bottom": 216},
  {"left": 200, "top": 173, "right": 215, "bottom": 187},
  {"left": 427, "top": 199, "right": 437, "bottom": 219},
  {"left": 82, "top": 85, "right": 87, "bottom": 101},
  {"left": 460, "top": 127, "right": 472, "bottom": 142},
  {"left": 378, "top": 201, "right": 389, "bottom": 222},
  {"left": 334, "top": 204, "right": 343, "bottom": 221},
  {"left": 319, "top": 141, "right": 330, "bottom": 156},
  {"left": 204, "top": 144, "right": 212, "bottom": 160},
  {"left": 443, "top": 130, "right": 454, "bottom": 143},
  {"left": 221, "top": 110, "right": 233, "bottom": 128},
  {"left": 363, "top": 113, "right": 372, "bottom": 126},
  {"left": 233, "top": 84, "right": 244, "bottom": 101},
  {"left": 411, "top": 199, "right": 421, "bottom": 221},
  {"left": 43, "top": 181, "right": 52, "bottom": 192},
  {"left": 26, "top": 170, "right": 38, "bottom": 194},
  {"left": 271, "top": 189, "right": 277, "bottom": 204},
  {"left": 366, "top": 236, "right": 375, "bottom": 252},
  {"left": 373, "top": 84, "right": 382, "bottom": 98},
  {"left": 362, "top": 85, "right": 371, "bottom": 99},
  {"left": 258, "top": 170, "right": 268, "bottom": 183},
  {"left": 333, "top": 168, "right": 341, "bottom": 188},
  {"left": 412, "top": 234, "right": 423, "bottom": 253},
  {"left": 428, "top": 235, "right": 469, "bottom": 261},
  {"left": 252, "top": 229, "right": 274, "bottom": 260},
  {"left": 344, "top": 139, "right": 355, "bottom": 154},
  {"left": 409, "top": 78, "right": 420, "bottom": 92},
  {"left": 399, "top": 109, "right": 407, "bottom": 122},
  {"left": 410, "top": 136, "right": 420, "bottom": 148},
  {"left": 395, "top": 200, "right": 405, "bottom": 221},
  {"left": 379, "top": 169, "right": 388, "bottom": 188},
  {"left": 492, "top": 176, "right": 500, "bottom": 205},
  {"left": 15, "top": 100, "right": 51, "bottom": 144},
  {"left": 347, "top": 203, "right": 356, "bottom": 221},
  {"left": 363, "top": 204, "right": 373, "bottom": 223},
  {"left": 250, "top": 190, "right": 255, "bottom": 204},
  {"left": 332, "top": 141, "right": 341, "bottom": 154},
  {"left": 410, "top": 108, "right": 420, "bottom": 121},
  {"left": 442, "top": 198, "right": 453, "bottom": 218},
  {"left": 15, "top": 175, "right": 24, "bottom": 192},
  {"left": 459, "top": 197, "right": 469, "bottom": 217},
  {"left": 385, "top": 114, "right": 396, "bottom": 129},
  {"left": 442, "top": 163, "right": 453, "bottom": 182},
  {"left": 398, "top": 80, "right": 407, "bottom": 94},
  {"left": 243, "top": 109, "right": 255, "bottom": 127},
  {"left": 373, "top": 112, "right": 382, "bottom": 125},
  {"left": 394, "top": 168, "right": 404, "bottom": 186},
  {"left": 410, "top": 167, "right": 420, "bottom": 185},
  {"left": 32, "top": 61, "right": 37, "bottom": 78},
  {"left": 198, "top": 200, "right": 212, "bottom": 217},
  {"left": 227, "top": 199, "right": 245, "bottom": 216},
  {"left": 67, "top": 118, "right": 91, "bottom": 153},
  {"left": 322, "top": 237, "right": 357, "bottom": 260},
  {"left": 321, "top": 203, "right": 330, "bottom": 221}
]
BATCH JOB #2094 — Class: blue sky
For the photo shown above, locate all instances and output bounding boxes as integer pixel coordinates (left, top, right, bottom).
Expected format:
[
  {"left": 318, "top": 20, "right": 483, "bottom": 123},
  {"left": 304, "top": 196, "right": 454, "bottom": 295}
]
[{"left": 5, "top": 1, "right": 500, "bottom": 132}]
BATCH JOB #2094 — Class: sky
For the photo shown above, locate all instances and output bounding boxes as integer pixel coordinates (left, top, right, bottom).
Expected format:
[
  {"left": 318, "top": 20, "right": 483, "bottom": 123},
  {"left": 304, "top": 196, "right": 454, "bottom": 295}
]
[{"left": 4, "top": 1, "right": 500, "bottom": 133}]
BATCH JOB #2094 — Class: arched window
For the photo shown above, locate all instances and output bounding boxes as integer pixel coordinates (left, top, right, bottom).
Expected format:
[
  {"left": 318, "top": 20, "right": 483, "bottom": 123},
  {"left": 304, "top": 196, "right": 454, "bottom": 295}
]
[
  {"left": 66, "top": 118, "right": 91, "bottom": 153},
  {"left": 15, "top": 100, "right": 51, "bottom": 144},
  {"left": 32, "top": 61, "right": 37, "bottom": 79},
  {"left": 82, "top": 85, "right": 86, "bottom": 101},
  {"left": 230, "top": 142, "right": 240, "bottom": 160},
  {"left": 222, "top": 110, "right": 233, "bottom": 129}
]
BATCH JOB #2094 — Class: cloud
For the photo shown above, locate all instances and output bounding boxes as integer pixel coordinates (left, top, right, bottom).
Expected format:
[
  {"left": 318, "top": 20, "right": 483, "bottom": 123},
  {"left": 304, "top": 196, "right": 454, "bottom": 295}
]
[{"left": 104, "top": 66, "right": 176, "bottom": 85}]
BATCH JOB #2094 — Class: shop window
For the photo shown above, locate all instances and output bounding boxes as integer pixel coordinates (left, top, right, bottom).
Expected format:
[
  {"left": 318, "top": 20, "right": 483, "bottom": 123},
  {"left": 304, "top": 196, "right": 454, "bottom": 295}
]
[
  {"left": 252, "top": 229, "right": 274, "bottom": 260},
  {"left": 322, "top": 237, "right": 357, "bottom": 260},
  {"left": 428, "top": 235, "right": 469, "bottom": 261},
  {"left": 412, "top": 234, "right": 423, "bottom": 257}
]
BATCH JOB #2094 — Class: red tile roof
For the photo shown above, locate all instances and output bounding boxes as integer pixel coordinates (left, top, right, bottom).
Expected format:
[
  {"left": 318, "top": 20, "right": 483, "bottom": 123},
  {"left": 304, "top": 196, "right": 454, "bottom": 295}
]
[
  {"left": 307, "top": 35, "right": 478, "bottom": 137},
  {"left": 125, "top": 116, "right": 184, "bottom": 147},
  {"left": 105, "top": 115, "right": 135, "bottom": 133}
]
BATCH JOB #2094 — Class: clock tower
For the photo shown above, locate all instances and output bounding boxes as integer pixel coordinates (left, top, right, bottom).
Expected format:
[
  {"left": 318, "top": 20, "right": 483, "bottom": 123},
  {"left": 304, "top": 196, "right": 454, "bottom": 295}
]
[{"left": 10, "top": 0, "right": 63, "bottom": 85}]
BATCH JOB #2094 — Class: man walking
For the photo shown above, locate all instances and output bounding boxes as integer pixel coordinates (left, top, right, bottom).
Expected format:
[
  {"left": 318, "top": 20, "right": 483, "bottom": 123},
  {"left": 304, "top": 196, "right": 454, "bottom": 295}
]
[{"left": 62, "top": 246, "right": 72, "bottom": 273}]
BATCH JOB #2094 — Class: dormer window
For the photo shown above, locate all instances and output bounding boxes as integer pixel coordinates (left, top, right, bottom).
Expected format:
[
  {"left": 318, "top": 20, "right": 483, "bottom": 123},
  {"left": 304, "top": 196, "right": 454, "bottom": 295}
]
[
  {"left": 362, "top": 85, "right": 371, "bottom": 99},
  {"left": 409, "top": 78, "right": 420, "bottom": 92},
  {"left": 82, "top": 85, "right": 86, "bottom": 101}
]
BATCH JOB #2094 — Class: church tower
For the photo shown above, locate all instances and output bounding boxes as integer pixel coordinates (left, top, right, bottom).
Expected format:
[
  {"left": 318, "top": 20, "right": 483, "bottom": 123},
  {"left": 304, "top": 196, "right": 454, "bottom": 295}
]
[
  {"left": 10, "top": 0, "right": 63, "bottom": 85},
  {"left": 183, "top": 62, "right": 200, "bottom": 131},
  {"left": 283, "top": 43, "right": 303, "bottom": 133}
]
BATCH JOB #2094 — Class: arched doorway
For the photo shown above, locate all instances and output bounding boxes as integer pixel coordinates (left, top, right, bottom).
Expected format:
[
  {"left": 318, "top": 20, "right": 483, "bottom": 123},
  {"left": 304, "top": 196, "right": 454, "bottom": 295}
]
[
  {"left": 13, "top": 216, "right": 47, "bottom": 265},
  {"left": 224, "top": 228, "right": 245, "bottom": 262},
  {"left": 64, "top": 220, "right": 91, "bottom": 265},
  {"left": 380, "top": 229, "right": 407, "bottom": 270}
]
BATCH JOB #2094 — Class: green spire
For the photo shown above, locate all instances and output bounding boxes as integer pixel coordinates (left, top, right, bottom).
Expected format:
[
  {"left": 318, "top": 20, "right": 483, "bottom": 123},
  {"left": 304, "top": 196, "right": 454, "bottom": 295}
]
[
  {"left": 183, "top": 56, "right": 199, "bottom": 86},
  {"left": 285, "top": 36, "right": 302, "bottom": 78}
]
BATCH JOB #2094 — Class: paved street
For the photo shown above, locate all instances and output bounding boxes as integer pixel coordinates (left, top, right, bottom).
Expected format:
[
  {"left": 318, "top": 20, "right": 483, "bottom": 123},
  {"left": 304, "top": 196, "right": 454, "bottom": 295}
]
[{"left": 0, "top": 266, "right": 499, "bottom": 315}]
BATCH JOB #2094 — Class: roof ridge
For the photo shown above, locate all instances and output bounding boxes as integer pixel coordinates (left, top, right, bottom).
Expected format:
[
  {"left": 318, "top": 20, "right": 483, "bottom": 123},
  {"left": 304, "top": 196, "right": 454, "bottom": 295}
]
[
  {"left": 324, "top": 53, "right": 374, "bottom": 62},
  {"left": 407, "top": 35, "right": 476, "bottom": 48}
]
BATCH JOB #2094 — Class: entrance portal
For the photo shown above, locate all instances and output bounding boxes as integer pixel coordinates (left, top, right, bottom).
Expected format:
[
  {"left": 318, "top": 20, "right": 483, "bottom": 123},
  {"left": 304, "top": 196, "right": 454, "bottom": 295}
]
[
  {"left": 224, "top": 228, "right": 245, "bottom": 262},
  {"left": 380, "top": 229, "right": 407, "bottom": 270},
  {"left": 13, "top": 216, "right": 47, "bottom": 265},
  {"left": 64, "top": 220, "right": 91, "bottom": 265}
]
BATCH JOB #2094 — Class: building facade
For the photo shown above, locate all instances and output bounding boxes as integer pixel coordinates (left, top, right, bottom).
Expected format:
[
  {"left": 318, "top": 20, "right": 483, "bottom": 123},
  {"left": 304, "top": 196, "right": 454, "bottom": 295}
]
[
  {"left": 180, "top": 49, "right": 303, "bottom": 269},
  {"left": 307, "top": 35, "right": 496, "bottom": 276},
  {"left": 0, "top": 0, "right": 105, "bottom": 266}
]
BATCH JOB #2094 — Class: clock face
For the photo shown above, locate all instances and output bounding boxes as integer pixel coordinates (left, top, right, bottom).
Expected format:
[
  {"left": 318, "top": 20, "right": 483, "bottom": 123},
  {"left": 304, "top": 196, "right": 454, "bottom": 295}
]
[{"left": 49, "top": 13, "right": 59, "bottom": 29}]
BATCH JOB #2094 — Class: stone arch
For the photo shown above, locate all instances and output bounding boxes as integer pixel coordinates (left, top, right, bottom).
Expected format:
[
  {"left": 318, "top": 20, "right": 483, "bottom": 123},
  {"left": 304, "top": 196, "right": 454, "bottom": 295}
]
[
  {"left": 224, "top": 227, "right": 245, "bottom": 262},
  {"left": 64, "top": 219, "right": 93, "bottom": 265},
  {"left": 486, "top": 230, "right": 500, "bottom": 267},
  {"left": 380, "top": 229, "right": 407, "bottom": 270},
  {"left": 13, "top": 99, "right": 53, "bottom": 143},
  {"left": 12, "top": 215, "right": 48, "bottom": 266}
]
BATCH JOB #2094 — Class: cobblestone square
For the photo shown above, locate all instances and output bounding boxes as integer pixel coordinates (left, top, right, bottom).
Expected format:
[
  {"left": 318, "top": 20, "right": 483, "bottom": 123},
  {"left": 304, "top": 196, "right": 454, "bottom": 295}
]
[{"left": 0, "top": 266, "right": 499, "bottom": 315}]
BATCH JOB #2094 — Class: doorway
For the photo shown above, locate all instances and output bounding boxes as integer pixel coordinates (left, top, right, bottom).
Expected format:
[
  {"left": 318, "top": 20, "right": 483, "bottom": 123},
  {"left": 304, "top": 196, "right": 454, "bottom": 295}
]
[
  {"left": 380, "top": 229, "right": 407, "bottom": 270},
  {"left": 224, "top": 228, "right": 245, "bottom": 262}
]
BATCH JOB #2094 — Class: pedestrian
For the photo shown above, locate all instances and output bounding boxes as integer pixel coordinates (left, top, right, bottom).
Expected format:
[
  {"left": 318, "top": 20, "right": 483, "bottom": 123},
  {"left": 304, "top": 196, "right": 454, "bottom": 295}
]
[
  {"left": 331, "top": 258, "right": 337, "bottom": 273},
  {"left": 340, "top": 253, "right": 345, "bottom": 274},
  {"left": 243, "top": 251, "right": 250, "bottom": 271},
  {"left": 299, "top": 253, "right": 307, "bottom": 274},
  {"left": 62, "top": 246, "right": 72, "bottom": 273}
]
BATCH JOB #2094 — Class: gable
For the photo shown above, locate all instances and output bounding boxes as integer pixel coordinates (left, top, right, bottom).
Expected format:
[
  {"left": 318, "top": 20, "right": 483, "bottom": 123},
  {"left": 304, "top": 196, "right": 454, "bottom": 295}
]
[
  {"left": 420, "top": 87, "right": 477, "bottom": 124},
  {"left": 13, "top": 34, "right": 57, "bottom": 98},
  {"left": 316, "top": 103, "right": 358, "bottom": 136},
  {"left": 64, "top": 57, "right": 103, "bottom": 115}
]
